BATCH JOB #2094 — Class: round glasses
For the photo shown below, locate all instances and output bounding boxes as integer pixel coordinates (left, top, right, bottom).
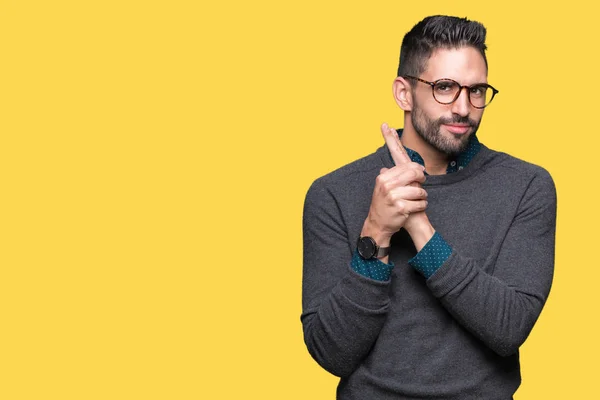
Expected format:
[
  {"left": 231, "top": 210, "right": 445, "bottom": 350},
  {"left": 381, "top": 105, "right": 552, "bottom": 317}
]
[{"left": 404, "top": 75, "right": 499, "bottom": 109}]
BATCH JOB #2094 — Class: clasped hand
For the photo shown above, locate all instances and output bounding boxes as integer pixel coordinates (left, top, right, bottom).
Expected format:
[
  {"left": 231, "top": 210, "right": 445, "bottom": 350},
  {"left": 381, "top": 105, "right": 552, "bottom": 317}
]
[{"left": 361, "top": 124, "right": 429, "bottom": 246}]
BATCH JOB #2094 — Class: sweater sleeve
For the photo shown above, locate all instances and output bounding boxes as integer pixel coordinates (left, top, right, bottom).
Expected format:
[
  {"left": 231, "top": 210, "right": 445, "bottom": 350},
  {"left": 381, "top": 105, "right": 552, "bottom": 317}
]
[
  {"left": 426, "top": 169, "right": 557, "bottom": 357},
  {"left": 301, "top": 179, "right": 391, "bottom": 377}
]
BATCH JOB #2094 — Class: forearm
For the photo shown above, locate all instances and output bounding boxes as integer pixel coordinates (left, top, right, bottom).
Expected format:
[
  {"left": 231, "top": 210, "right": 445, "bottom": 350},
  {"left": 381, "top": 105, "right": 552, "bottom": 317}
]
[
  {"left": 405, "top": 196, "right": 555, "bottom": 356},
  {"left": 404, "top": 211, "right": 435, "bottom": 251},
  {"left": 302, "top": 266, "right": 391, "bottom": 377},
  {"left": 426, "top": 252, "right": 549, "bottom": 356}
]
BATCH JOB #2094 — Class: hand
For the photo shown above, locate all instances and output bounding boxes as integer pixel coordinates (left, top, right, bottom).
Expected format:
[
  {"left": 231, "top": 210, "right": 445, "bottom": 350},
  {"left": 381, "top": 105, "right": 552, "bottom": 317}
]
[
  {"left": 379, "top": 123, "right": 435, "bottom": 249},
  {"left": 361, "top": 124, "right": 428, "bottom": 246}
]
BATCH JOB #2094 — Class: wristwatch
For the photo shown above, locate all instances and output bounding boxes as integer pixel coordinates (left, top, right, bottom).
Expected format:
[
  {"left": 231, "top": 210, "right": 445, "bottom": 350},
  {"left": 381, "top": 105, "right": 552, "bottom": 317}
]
[{"left": 357, "top": 236, "right": 390, "bottom": 260}]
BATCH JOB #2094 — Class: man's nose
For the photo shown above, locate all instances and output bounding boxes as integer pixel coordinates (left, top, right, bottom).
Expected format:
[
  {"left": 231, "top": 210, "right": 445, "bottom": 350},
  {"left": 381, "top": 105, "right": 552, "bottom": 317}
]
[{"left": 451, "top": 87, "right": 471, "bottom": 117}]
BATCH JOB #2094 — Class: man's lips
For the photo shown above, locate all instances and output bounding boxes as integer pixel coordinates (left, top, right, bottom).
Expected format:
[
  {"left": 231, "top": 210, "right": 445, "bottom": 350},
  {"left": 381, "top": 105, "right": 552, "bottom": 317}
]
[{"left": 443, "top": 124, "right": 471, "bottom": 134}]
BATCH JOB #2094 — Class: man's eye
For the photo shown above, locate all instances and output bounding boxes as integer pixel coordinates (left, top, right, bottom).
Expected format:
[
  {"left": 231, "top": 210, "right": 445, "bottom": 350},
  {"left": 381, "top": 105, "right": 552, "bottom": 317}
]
[
  {"left": 470, "top": 85, "right": 487, "bottom": 97},
  {"left": 435, "top": 82, "right": 455, "bottom": 92}
]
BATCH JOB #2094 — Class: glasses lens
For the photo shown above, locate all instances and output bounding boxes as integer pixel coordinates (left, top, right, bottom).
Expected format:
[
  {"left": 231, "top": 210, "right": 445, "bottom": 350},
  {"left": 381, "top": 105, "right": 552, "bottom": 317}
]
[
  {"left": 469, "top": 84, "right": 493, "bottom": 108},
  {"left": 431, "top": 79, "right": 496, "bottom": 108},
  {"left": 432, "top": 80, "right": 460, "bottom": 104}
]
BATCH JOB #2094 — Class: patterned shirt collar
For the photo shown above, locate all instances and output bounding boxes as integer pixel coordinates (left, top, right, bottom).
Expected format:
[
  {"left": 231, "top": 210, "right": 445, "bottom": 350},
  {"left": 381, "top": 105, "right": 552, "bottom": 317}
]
[{"left": 395, "top": 129, "right": 481, "bottom": 174}]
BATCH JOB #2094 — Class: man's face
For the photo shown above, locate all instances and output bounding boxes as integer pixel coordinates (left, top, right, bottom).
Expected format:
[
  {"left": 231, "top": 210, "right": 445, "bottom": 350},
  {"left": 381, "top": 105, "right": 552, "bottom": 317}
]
[{"left": 410, "top": 47, "right": 488, "bottom": 156}]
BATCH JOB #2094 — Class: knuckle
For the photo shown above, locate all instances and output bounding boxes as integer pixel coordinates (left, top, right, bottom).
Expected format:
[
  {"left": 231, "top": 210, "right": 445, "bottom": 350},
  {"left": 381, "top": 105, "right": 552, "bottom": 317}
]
[
  {"left": 385, "top": 191, "right": 395, "bottom": 202},
  {"left": 395, "top": 201, "right": 405, "bottom": 213},
  {"left": 382, "top": 180, "right": 392, "bottom": 192}
]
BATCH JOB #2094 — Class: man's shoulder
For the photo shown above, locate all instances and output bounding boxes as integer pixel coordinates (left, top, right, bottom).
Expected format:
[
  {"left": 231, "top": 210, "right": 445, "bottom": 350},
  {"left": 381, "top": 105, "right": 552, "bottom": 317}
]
[
  {"left": 312, "top": 146, "right": 387, "bottom": 188},
  {"left": 305, "top": 146, "right": 388, "bottom": 202},
  {"left": 481, "top": 146, "right": 555, "bottom": 192},
  {"left": 481, "top": 146, "right": 553, "bottom": 181}
]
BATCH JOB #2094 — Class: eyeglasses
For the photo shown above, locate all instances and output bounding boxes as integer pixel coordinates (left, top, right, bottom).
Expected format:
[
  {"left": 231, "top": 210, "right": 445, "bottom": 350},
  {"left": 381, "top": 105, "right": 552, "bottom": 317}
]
[{"left": 403, "top": 76, "right": 499, "bottom": 109}]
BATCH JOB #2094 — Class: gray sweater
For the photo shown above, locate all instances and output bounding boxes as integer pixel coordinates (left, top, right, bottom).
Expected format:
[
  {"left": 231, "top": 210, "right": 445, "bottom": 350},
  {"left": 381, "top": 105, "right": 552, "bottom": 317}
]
[{"left": 301, "top": 143, "right": 556, "bottom": 399}]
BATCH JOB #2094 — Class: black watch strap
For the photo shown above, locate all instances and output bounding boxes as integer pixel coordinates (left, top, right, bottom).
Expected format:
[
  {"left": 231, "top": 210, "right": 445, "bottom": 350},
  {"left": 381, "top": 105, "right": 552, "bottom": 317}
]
[{"left": 375, "top": 245, "right": 391, "bottom": 258}]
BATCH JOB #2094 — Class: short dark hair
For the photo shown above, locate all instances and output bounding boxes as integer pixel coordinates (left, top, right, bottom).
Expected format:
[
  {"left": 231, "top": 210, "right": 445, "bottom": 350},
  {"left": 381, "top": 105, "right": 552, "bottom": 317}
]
[{"left": 397, "top": 15, "right": 488, "bottom": 77}]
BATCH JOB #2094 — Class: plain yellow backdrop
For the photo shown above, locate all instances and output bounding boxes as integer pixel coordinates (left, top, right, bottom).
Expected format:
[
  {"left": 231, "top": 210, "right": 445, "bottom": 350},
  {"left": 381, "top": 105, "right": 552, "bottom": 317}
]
[{"left": 0, "top": 0, "right": 597, "bottom": 399}]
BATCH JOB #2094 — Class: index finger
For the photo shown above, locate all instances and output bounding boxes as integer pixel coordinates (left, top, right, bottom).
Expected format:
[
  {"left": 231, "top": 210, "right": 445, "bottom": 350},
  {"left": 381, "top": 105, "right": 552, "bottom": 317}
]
[{"left": 381, "top": 123, "right": 411, "bottom": 165}]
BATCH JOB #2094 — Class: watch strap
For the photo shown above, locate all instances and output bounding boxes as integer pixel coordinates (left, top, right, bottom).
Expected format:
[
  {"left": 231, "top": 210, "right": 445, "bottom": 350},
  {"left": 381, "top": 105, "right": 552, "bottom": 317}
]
[{"left": 375, "top": 245, "right": 390, "bottom": 258}]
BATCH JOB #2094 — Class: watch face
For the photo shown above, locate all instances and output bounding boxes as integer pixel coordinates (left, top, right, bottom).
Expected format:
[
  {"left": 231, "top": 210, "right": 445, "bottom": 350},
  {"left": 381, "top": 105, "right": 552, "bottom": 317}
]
[{"left": 357, "top": 237, "right": 377, "bottom": 259}]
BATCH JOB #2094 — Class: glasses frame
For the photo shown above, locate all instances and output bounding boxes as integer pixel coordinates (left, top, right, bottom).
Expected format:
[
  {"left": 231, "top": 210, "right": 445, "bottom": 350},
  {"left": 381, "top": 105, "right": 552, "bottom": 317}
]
[{"left": 403, "top": 75, "right": 499, "bottom": 109}]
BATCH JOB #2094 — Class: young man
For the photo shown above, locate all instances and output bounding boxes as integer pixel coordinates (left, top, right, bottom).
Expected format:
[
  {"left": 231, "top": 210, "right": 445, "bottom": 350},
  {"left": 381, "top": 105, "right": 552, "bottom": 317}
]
[{"left": 301, "top": 16, "right": 556, "bottom": 399}]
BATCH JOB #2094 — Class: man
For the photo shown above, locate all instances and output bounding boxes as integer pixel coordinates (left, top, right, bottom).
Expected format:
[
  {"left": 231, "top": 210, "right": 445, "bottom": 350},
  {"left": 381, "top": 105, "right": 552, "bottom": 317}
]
[{"left": 301, "top": 15, "right": 556, "bottom": 399}]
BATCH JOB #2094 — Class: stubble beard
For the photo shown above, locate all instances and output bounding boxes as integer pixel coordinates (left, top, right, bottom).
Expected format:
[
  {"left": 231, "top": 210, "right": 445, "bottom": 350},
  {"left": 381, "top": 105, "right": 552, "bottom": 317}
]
[{"left": 411, "top": 105, "right": 481, "bottom": 157}]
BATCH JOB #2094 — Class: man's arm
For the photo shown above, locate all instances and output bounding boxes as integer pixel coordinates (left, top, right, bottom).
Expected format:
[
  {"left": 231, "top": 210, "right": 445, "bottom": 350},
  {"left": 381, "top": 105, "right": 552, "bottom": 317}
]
[
  {"left": 301, "top": 179, "right": 392, "bottom": 378},
  {"left": 379, "top": 125, "right": 557, "bottom": 357},
  {"left": 301, "top": 126, "right": 428, "bottom": 377},
  {"left": 407, "top": 169, "right": 557, "bottom": 356}
]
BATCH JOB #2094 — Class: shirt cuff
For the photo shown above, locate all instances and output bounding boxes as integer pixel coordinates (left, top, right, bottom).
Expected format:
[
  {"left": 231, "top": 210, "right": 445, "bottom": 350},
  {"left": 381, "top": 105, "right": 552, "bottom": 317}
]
[
  {"left": 350, "top": 250, "right": 394, "bottom": 282},
  {"left": 409, "top": 232, "right": 452, "bottom": 279}
]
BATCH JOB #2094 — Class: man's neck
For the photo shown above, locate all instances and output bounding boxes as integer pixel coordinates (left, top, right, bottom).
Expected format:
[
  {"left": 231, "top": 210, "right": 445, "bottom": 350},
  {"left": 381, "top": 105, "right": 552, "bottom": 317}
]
[{"left": 400, "top": 127, "right": 450, "bottom": 175}]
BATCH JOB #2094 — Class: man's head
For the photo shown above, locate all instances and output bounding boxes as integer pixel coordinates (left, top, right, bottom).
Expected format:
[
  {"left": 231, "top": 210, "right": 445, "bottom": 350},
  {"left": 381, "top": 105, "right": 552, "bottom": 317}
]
[
  {"left": 397, "top": 15, "right": 487, "bottom": 78},
  {"left": 394, "top": 16, "right": 492, "bottom": 156}
]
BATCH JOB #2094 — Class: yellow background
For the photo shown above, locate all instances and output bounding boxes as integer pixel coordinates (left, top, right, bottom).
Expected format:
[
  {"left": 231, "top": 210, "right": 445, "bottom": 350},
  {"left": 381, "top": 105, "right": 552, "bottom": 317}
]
[{"left": 0, "top": 1, "right": 596, "bottom": 398}]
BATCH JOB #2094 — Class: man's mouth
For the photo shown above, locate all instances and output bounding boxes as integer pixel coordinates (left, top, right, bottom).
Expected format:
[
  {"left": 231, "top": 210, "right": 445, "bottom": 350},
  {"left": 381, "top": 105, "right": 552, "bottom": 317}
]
[{"left": 442, "top": 124, "right": 471, "bottom": 135}]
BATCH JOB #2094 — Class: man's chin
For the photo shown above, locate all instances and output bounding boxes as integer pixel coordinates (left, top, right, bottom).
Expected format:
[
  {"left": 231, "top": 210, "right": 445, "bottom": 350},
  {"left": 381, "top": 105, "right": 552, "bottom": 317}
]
[
  {"left": 438, "top": 130, "right": 471, "bottom": 155},
  {"left": 414, "top": 122, "right": 477, "bottom": 156}
]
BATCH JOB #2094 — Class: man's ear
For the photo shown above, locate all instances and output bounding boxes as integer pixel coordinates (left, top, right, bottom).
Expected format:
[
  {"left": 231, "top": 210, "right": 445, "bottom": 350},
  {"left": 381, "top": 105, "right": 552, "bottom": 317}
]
[{"left": 393, "top": 77, "right": 412, "bottom": 111}]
